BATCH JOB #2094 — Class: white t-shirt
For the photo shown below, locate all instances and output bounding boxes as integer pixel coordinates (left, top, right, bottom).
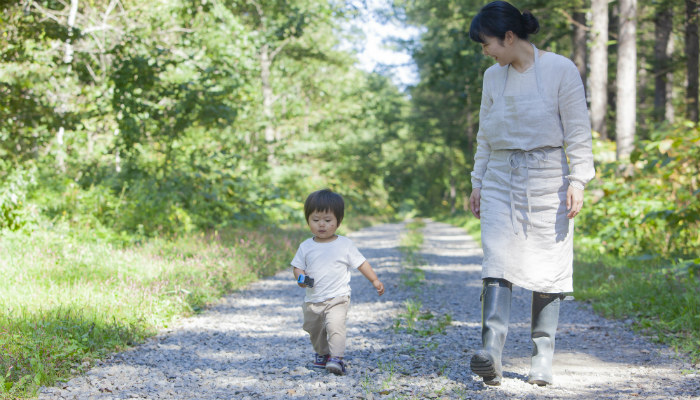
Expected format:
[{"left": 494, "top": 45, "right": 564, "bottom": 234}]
[{"left": 290, "top": 235, "right": 366, "bottom": 303}]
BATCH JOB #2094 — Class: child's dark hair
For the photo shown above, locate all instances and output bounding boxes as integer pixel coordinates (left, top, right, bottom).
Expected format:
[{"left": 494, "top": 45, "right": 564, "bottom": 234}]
[
  {"left": 304, "top": 189, "right": 344, "bottom": 225},
  {"left": 469, "top": 1, "right": 539, "bottom": 44}
]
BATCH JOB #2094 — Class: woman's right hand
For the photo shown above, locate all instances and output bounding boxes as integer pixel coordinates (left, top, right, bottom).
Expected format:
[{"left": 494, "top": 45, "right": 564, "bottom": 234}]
[{"left": 469, "top": 188, "right": 481, "bottom": 219}]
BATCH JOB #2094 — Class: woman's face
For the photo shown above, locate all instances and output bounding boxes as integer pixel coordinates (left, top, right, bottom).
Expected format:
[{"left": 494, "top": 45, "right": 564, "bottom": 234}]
[{"left": 481, "top": 36, "right": 510, "bottom": 66}]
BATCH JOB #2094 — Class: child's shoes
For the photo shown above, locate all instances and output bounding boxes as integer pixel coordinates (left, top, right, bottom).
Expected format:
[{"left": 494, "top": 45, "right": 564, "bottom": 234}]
[
  {"left": 325, "top": 357, "right": 346, "bottom": 375},
  {"left": 311, "top": 353, "right": 330, "bottom": 369}
]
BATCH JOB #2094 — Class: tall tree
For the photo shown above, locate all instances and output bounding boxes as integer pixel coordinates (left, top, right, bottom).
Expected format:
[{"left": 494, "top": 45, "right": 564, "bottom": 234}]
[
  {"left": 686, "top": 0, "right": 700, "bottom": 122},
  {"left": 572, "top": 9, "right": 587, "bottom": 91},
  {"left": 654, "top": 2, "right": 675, "bottom": 123},
  {"left": 226, "top": 0, "right": 339, "bottom": 160},
  {"left": 590, "top": 0, "right": 609, "bottom": 139},
  {"left": 391, "top": 0, "right": 485, "bottom": 212},
  {"left": 243, "top": 0, "right": 299, "bottom": 146},
  {"left": 616, "top": 0, "right": 637, "bottom": 161}
]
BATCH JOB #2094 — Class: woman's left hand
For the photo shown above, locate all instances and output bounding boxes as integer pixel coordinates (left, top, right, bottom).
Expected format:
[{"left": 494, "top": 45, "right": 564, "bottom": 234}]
[{"left": 566, "top": 185, "right": 584, "bottom": 219}]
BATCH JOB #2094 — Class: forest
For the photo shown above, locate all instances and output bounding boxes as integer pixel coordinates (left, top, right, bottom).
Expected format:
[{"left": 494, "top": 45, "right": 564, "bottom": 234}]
[{"left": 1, "top": 0, "right": 699, "bottom": 397}]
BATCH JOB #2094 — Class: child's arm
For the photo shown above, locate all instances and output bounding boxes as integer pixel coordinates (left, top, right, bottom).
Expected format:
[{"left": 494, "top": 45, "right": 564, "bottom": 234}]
[
  {"left": 358, "top": 261, "right": 385, "bottom": 296},
  {"left": 293, "top": 267, "right": 308, "bottom": 287}
]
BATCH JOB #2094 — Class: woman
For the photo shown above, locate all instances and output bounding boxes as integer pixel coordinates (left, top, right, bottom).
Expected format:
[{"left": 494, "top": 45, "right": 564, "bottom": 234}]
[{"left": 467, "top": 1, "right": 595, "bottom": 387}]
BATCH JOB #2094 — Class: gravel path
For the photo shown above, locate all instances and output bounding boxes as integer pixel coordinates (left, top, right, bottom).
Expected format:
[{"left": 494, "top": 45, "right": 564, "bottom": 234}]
[{"left": 39, "top": 220, "right": 700, "bottom": 399}]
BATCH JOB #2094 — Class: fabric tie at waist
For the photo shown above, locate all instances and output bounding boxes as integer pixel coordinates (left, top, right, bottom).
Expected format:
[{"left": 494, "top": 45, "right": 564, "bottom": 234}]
[{"left": 506, "top": 148, "right": 553, "bottom": 235}]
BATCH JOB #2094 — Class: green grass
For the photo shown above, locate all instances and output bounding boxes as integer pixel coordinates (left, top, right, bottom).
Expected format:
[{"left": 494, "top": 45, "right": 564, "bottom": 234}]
[
  {"left": 439, "top": 212, "right": 700, "bottom": 364},
  {"left": 0, "top": 223, "right": 308, "bottom": 399},
  {"left": 394, "top": 219, "right": 453, "bottom": 337},
  {"left": 397, "top": 219, "right": 426, "bottom": 268},
  {"left": 437, "top": 211, "right": 481, "bottom": 245},
  {"left": 399, "top": 220, "right": 426, "bottom": 251},
  {"left": 572, "top": 244, "right": 700, "bottom": 363},
  {"left": 399, "top": 267, "right": 426, "bottom": 289},
  {"left": 341, "top": 211, "right": 395, "bottom": 233},
  {"left": 397, "top": 219, "right": 426, "bottom": 288},
  {"left": 393, "top": 299, "right": 453, "bottom": 337}
]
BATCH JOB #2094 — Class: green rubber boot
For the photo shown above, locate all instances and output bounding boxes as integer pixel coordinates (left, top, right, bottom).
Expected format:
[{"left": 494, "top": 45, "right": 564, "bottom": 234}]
[
  {"left": 527, "top": 292, "right": 562, "bottom": 386},
  {"left": 470, "top": 278, "right": 512, "bottom": 386}
]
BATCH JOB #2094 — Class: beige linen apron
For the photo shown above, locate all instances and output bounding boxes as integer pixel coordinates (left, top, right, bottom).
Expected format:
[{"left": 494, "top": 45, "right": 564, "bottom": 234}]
[{"left": 479, "top": 45, "right": 574, "bottom": 293}]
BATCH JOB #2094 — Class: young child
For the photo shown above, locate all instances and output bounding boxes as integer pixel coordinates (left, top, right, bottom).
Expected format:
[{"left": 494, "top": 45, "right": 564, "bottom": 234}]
[{"left": 291, "top": 189, "right": 385, "bottom": 375}]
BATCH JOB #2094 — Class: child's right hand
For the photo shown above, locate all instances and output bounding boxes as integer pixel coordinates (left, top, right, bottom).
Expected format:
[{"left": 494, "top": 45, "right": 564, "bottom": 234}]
[{"left": 294, "top": 267, "right": 307, "bottom": 288}]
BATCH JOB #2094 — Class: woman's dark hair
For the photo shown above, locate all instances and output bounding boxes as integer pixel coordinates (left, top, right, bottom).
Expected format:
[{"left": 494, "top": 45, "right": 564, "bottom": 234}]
[
  {"left": 469, "top": 1, "right": 540, "bottom": 43},
  {"left": 304, "top": 189, "right": 344, "bottom": 225}
]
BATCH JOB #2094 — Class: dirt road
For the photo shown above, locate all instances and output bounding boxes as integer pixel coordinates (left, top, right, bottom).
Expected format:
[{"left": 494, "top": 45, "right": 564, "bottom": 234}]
[{"left": 39, "top": 220, "right": 699, "bottom": 399}]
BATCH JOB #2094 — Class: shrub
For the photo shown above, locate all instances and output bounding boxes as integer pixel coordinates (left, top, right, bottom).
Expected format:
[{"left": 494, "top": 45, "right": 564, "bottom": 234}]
[
  {"left": 579, "top": 121, "right": 700, "bottom": 260},
  {"left": 0, "top": 163, "right": 36, "bottom": 232}
]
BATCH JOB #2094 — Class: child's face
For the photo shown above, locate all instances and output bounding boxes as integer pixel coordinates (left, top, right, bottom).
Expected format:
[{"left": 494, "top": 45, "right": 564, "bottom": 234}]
[{"left": 308, "top": 209, "right": 339, "bottom": 243}]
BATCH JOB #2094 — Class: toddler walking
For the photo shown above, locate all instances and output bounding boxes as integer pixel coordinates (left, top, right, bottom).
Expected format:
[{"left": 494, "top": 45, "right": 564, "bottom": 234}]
[{"left": 291, "top": 189, "right": 385, "bottom": 375}]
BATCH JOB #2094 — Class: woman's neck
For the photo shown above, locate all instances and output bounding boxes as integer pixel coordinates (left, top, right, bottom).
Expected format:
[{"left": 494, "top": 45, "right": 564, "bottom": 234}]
[{"left": 510, "top": 40, "right": 535, "bottom": 73}]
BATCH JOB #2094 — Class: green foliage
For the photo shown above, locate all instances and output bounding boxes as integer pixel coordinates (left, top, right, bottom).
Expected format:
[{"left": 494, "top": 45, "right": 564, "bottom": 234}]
[
  {"left": 0, "top": 308, "right": 143, "bottom": 399},
  {"left": 0, "top": 5, "right": 64, "bottom": 164},
  {"left": 393, "top": 299, "right": 453, "bottom": 337},
  {"left": 3, "top": 0, "right": 697, "bottom": 391},
  {"left": 388, "top": 0, "right": 486, "bottom": 214},
  {"left": 1, "top": 0, "right": 407, "bottom": 239},
  {"left": 579, "top": 121, "right": 700, "bottom": 259},
  {"left": 393, "top": 218, "right": 453, "bottom": 337},
  {"left": 437, "top": 211, "right": 481, "bottom": 244},
  {"left": 0, "top": 223, "right": 307, "bottom": 398},
  {"left": 398, "top": 220, "right": 427, "bottom": 270},
  {"left": 109, "top": 5, "right": 251, "bottom": 166},
  {"left": 573, "top": 247, "right": 700, "bottom": 362},
  {"left": 0, "top": 163, "right": 36, "bottom": 231},
  {"left": 572, "top": 121, "right": 700, "bottom": 362},
  {"left": 400, "top": 220, "right": 425, "bottom": 248},
  {"left": 390, "top": 0, "right": 592, "bottom": 214},
  {"left": 400, "top": 266, "right": 426, "bottom": 289}
]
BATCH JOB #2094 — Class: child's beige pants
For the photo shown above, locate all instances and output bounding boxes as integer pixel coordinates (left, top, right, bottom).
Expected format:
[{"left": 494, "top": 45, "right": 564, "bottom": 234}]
[{"left": 302, "top": 295, "right": 350, "bottom": 358}]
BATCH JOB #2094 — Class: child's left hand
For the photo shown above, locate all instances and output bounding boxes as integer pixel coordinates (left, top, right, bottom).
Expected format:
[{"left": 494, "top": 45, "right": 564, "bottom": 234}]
[{"left": 373, "top": 279, "right": 385, "bottom": 296}]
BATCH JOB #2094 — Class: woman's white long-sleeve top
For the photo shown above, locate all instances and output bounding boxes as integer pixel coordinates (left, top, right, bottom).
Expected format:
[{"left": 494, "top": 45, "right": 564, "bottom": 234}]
[{"left": 470, "top": 52, "right": 595, "bottom": 190}]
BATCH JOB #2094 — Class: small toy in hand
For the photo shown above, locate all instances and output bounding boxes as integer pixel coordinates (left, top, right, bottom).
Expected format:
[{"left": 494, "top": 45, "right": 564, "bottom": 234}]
[{"left": 297, "top": 274, "right": 314, "bottom": 288}]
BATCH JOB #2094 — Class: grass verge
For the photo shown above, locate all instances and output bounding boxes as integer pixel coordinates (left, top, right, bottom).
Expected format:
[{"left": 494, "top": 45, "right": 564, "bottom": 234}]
[
  {"left": 438, "top": 212, "right": 700, "bottom": 365},
  {"left": 0, "top": 223, "right": 308, "bottom": 399},
  {"left": 572, "top": 242, "right": 700, "bottom": 364},
  {"left": 394, "top": 219, "right": 453, "bottom": 337}
]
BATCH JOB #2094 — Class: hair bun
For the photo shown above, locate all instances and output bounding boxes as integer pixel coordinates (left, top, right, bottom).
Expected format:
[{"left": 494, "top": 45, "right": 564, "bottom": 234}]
[{"left": 521, "top": 10, "right": 540, "bottom": 35}]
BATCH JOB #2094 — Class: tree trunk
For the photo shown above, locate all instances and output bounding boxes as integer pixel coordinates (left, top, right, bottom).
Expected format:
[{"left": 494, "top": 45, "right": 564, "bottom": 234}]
[
  {"left": 686, "top": 0, "right": 699, "bottom": 122},
  {"left": 64, "top": 0, "right": 79, "bottom": 64},
  {"left": 464, "top": 83, "right": 475, "bottom": 159},
  {"left": 616, "top": 0, "right": 636, "bottom": 162},
  {"left": 608, "top": 4, "right": 619, "bottom": 139},
  {"left": 665, "top": 36, "right": 676, "bottom": 122},
  {"left": 572, "top": 11, "right": 587, "bottom": 93},
  {"left": 590, "top": 0, "right": 609, "bottom": 139},
  {"left": 259, "top": 43, "right": 279, "bottom": 164},
  {"left": 449, "top": 174, "right": 456, "bottom": 214},
  {"left": 57, "top": 0, "right": 78, "bottom": 173},
  {"left": 654, "top": 6, "right": 674, "bottom": 123},
  {"left": 56, "top": 127, "right": 66, "bottom": 173},
  {"left": 260, "top": 43, "right": 275, "bottom": 144}
]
